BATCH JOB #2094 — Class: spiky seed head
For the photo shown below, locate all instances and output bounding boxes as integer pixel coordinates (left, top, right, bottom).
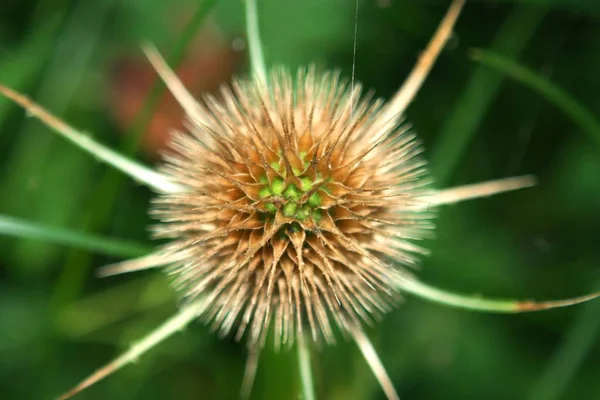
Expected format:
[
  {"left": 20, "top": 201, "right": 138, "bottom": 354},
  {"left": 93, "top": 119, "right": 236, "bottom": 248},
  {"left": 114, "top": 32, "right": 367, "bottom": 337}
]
[{"left": 152, "top": 67, "right": 434, "bottom": 348}]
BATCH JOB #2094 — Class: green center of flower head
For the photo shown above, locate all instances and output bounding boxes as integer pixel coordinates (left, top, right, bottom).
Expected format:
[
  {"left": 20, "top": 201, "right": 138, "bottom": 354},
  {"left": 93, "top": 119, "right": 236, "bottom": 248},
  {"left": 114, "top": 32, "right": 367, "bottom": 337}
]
[{"left": 258, "top": 153, "right": 324, "bottom": 223}]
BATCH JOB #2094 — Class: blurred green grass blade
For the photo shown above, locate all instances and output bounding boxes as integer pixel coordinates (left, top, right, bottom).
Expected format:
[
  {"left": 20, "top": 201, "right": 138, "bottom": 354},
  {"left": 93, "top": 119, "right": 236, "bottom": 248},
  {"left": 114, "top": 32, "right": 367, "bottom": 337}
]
[
  {"left": 398, "top": 277, "right": 600, "bottom": 313},
  {"left": 470, "top": 48, "right": 600, "bottom": 147},
  {"left": 528, "top": 285, "right": 600, "bottom": 400},
  {"left": 468, "top": 47, "right": 600, "bottom": 400},
  {"left": 297, "top": 334, "right": 316, "bottom": 400},
  {"left": 430, "top": 4, "right": 548, "bottom": 184},
  {"left": 0, "top": 214, "right": 150, "bottom": 258}
]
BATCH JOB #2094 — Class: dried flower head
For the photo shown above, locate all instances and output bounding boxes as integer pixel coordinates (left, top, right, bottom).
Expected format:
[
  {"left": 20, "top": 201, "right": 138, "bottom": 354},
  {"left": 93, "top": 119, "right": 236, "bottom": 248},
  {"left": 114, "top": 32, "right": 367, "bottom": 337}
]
[
  {"left": 2, "top": 1, "right": 599, "bottom": 399},
  {"left": 149, "top": 67, "right": 433, "bottom": 347}
]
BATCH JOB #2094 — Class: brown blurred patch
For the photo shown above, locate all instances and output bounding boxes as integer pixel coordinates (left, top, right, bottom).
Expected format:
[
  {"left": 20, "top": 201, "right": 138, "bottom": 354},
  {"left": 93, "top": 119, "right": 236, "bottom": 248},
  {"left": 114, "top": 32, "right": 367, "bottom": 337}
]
[{"left": 110, "top": 27, "right": 243, "bottom": 158}]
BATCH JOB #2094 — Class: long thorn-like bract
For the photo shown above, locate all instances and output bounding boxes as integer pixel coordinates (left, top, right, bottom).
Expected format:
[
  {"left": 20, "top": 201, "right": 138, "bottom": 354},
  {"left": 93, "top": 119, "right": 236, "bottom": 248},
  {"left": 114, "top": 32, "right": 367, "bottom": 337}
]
[
  {"left": 397, "top": 277, "right": 600, "bottom": 313},
  {"left": 352, "top": 327, "right": 400, "bottom": 400},
  {"left": 129, "top": 0, "right": 218, "bottom": 151},
  {"left": 57, "top": 297, "right": 207, "bottom": 399},
  {"left": 96, "top": 253, "right": 170, "bottom": 278},
  {"left": 429, "top": 175, "right": 536, "bottom": 207},
  {"left": 382, "top": 0, "right": 465, "bottom": 122},
  {"left": 245, "top": 0, "right": 268, "bottom": 86},
  {"left": 0, "top": 85, "right": 183, "bottom": 194},
  {"left": 297, "top": 333, "right": 317, "bottom": 400},
  {"left": 142, "top": 44, "right": 207, "bottom": 125},
  {"left": 240, "top": 349, "right": 261, "bottom": 400}
]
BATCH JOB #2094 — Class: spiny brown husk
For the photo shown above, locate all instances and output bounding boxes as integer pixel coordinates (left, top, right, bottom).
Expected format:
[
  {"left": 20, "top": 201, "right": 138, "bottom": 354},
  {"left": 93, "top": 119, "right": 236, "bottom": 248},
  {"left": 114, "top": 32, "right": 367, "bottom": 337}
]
[{"left": 150, "top": 67, "right": 435, "bottom": 348}]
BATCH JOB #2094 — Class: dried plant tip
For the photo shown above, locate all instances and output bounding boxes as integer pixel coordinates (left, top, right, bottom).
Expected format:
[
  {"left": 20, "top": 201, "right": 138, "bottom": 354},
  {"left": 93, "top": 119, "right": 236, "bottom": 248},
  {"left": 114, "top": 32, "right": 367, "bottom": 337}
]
[{"left": 382, "top": 0, "right": 466, "bottom": 123}]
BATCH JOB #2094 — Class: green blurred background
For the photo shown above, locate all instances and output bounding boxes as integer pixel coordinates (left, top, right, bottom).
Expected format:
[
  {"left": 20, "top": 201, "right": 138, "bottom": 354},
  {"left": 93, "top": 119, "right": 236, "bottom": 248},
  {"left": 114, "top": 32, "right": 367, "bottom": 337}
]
[{"left": 1, "top": 0, "right": 600, "bottom": 399}]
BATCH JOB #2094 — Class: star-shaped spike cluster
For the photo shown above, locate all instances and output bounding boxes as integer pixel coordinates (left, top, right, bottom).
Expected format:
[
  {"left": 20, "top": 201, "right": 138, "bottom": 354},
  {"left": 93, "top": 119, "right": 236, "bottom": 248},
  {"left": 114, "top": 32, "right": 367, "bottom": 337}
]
[{"left": 152, "top": 67, "right": 434, "bottom": 347}]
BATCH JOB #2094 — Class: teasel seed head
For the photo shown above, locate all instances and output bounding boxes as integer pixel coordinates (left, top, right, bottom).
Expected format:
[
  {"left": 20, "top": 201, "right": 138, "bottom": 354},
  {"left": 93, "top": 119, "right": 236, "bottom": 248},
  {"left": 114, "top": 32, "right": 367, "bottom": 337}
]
[{"left": 151, "top": 66, "right": 434, "bottom": 348}]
